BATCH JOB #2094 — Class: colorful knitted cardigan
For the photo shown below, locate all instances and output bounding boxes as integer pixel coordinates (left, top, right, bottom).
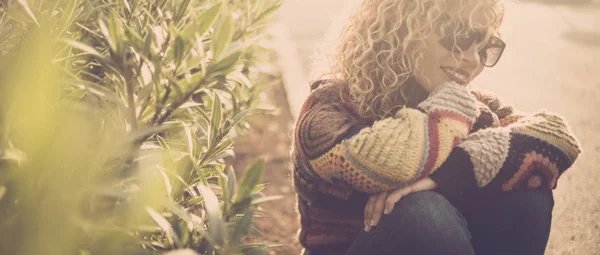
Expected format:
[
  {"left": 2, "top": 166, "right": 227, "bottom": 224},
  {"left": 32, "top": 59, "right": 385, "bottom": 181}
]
[{"left": 291, "top": 80, "right": 581, "bottom": 254}]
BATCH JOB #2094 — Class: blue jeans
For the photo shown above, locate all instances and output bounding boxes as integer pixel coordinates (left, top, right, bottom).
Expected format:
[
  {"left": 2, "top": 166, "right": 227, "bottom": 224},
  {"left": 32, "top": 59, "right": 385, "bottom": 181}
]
[{"left": 342, "top": 189, "right": 554, "bottom": 255}]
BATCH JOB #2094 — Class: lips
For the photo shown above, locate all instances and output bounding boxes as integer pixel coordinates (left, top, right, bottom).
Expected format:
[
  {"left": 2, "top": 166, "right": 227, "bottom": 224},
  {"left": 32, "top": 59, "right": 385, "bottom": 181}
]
[{"left": 441, "top": 67, "right": 469, "bottom": 85}]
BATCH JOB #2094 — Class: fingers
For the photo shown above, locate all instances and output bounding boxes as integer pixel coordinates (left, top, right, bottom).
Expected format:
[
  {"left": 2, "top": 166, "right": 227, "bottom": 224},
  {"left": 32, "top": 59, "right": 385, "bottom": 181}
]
[
  {"left": 384, "top": 186, "right": 412, "bottom": 215},
  {"left": 364, "top": 192, "right": 387, "bottom": 232},
  {"left": 364, "top": 194, "right": 378, "bottom": 231},
  {"left": 363, "top": 178, "right": 439, "bottom": 232},
  {"left": 369, "top": 192, "right": 387, "bottom": 229}
]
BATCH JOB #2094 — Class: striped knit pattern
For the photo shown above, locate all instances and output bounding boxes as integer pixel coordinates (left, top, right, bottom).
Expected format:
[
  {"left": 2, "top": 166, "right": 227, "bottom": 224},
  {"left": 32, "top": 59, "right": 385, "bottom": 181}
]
[
  {"left": 304, "top": 81, "right": 479, "bottom": 193},
  {"left": 509, "top": 111, "right": 581, "bottom": 161},
  {"left": 292, "top": 80, "right": 582, "bottom": 253}
]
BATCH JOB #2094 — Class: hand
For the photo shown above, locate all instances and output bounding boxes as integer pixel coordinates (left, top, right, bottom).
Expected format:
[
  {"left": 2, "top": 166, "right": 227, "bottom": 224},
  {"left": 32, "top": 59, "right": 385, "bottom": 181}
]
[
  {"left": 471, "top": 101, "right": 499, "bottom": 133},
  {"left": 363, "top": 178, "right": 437, "bottom": 232}
]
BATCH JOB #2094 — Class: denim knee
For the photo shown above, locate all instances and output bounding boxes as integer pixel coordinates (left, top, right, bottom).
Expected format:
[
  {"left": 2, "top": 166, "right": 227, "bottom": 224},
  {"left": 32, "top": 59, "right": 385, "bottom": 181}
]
[
  {"left": 378, "top": 191, "right": 467, "bottom": 231},
  {"left": 470, "top": 189, "right": 554, "bottom": 255},
  {"left": 374, "top": 191, "right": 474, "bottom": 254},
  {"left": 477, "top": 188, "right": 554, "bottom": 224},
  {"left": 506, "top": 189, "right": 554, "bottom": 217}
]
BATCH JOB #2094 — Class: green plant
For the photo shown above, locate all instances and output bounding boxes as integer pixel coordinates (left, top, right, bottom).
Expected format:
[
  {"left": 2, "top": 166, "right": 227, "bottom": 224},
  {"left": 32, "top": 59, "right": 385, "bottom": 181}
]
[{"left": 0, "top": 0, "right": 282, "bottom": 254}]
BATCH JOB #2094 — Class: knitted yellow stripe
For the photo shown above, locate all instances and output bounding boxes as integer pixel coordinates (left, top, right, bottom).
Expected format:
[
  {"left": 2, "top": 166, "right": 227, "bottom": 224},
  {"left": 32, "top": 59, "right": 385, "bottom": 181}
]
[
  {"left": 346, "top": 109, "right": 427, "bottom": 184},
  {"left": 510, "top": 112, "right": 581, "bottom": 161},
  {"left": 309, "top": 142, "right": 395, "bottom": 193},
  {"left": 513, "top": 125, "right": 580, "bottom": 161}
]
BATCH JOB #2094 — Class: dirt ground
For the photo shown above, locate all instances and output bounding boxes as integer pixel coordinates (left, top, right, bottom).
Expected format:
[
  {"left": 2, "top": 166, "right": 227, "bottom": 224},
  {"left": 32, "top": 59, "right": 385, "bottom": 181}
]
[{"left": 231, "top": 76, "right": 302, "bottom": 255}]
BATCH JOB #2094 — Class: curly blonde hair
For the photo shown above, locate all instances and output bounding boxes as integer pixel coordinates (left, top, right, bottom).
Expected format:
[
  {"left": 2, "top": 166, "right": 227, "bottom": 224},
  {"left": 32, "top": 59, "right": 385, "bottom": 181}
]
[{"left": 319, "top": 0, "right": 504, "bottom": 118}]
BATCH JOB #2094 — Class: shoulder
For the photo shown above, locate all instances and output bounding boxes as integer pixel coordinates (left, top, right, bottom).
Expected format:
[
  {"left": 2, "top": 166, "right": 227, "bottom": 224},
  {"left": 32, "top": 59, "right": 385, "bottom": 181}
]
[
  {"left": 297, "top": 79, "right": 353, "bottom": 117},
  {"left": 309, "top": 79, "right": 347, "bottom": 103},
  {"left": 295, "top": 80, "right": 370, "bottom": 156}
]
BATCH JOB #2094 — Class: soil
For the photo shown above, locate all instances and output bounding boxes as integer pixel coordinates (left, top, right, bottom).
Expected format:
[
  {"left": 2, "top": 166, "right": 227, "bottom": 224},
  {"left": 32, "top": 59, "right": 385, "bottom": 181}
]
[{"left": 231, "top": 76, "right": 302, "bottom": 255}]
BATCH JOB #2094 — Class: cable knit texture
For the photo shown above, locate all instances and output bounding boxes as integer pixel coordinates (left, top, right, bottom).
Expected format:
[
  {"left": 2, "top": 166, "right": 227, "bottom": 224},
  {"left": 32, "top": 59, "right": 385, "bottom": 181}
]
[
  {"left": 292, "top": 80, "right": 582, "bottom": 253},
  {"left": 458, "top": 127, "right": 511, "bottom": 187}
]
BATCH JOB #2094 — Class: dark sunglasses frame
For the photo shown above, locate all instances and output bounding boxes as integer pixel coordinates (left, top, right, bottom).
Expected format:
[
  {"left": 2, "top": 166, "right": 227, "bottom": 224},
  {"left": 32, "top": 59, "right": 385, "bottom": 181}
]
[{"left": 439, "top": 31, "right": 506, "bottom": 68}]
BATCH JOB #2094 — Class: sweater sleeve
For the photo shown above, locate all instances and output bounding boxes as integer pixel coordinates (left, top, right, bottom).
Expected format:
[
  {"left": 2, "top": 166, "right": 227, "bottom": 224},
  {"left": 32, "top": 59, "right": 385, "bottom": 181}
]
[
  {"left": 430, "top": 109, "right": 581, "bottom": 205},
  {"left": 295, "top": 82, "right": 480, "bottom": 193}
]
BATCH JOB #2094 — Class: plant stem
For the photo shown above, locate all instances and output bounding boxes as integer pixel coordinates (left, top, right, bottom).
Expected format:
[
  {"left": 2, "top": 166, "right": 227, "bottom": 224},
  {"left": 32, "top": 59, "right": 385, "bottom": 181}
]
[{"left": 124, "top": 68, "right": 138, "bottom": 130}]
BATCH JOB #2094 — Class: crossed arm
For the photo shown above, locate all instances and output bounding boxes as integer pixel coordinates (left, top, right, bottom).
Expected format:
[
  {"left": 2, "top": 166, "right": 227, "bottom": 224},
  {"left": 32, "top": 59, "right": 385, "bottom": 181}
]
[
  {"left": 297, "top": 82, "right": 581, "bottom": 195},
  {"left": 296, "top": 82, "right": 581, "bottom": 231}
]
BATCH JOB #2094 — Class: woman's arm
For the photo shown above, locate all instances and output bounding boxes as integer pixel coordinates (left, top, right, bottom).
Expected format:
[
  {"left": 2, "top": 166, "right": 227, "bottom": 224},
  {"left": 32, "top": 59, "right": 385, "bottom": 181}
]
[
  {"left": 294, "top": 81, "right": 480, "bottom": 193},
  {"left": 430, "top": 96, "right": 581, "bottom": 207},
  {"left": 365, "top": 105, "right": 581, "bottom": 229}
]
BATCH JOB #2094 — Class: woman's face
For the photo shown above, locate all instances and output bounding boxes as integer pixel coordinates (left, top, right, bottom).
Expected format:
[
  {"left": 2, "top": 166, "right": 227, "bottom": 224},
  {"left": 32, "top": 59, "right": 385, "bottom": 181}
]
[{"left": 414, "top": 15, "right": 496, "bottom": 93}]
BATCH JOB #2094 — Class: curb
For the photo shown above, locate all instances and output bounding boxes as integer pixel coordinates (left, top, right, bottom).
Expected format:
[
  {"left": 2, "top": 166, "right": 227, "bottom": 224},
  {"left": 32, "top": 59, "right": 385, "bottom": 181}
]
[{"left": 268, "top": 23, "right": 311, "bottom": 121}]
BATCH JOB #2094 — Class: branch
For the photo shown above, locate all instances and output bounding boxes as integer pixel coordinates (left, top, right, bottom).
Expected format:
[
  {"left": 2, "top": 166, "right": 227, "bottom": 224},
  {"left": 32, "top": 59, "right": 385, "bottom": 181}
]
[{"left": 155, "top": 76, "right": 209, "bottom": 125}]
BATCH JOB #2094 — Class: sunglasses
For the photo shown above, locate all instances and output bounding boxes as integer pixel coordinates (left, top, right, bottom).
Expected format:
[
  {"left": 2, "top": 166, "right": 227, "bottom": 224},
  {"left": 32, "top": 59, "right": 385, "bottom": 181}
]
[{"left": 439, "top": 29, "right": 506, "bottom": 67}]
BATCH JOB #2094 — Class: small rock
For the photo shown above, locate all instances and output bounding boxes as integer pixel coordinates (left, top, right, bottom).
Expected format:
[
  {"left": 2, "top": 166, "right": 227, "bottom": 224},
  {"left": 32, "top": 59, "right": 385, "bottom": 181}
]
[{"left": 280, "top": 186, "right": 291, "bottom": 194}]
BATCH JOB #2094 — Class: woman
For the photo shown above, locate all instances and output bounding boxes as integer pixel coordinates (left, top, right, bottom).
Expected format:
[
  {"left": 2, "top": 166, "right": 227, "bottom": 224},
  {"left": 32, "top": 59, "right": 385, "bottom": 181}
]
[{"left": 291, "top": 0, "right": 581, "bottom": 254}]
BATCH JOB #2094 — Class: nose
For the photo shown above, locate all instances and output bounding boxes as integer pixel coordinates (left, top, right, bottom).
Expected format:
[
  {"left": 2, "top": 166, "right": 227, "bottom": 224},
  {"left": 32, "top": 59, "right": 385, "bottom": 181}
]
[{"left": 461, "top": 46, "right": 480, "bottom": 66}]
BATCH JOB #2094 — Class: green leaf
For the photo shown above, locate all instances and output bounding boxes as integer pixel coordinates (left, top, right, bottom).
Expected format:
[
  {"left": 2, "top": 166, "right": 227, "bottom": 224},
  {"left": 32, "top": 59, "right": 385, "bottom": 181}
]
[
  {"left": 229, "top": 71, "right": 253, "bottom": 89},
  {"left": 0, "top": 185, "right": 6, "bottom": 201},
  {"left": 177, "top": 54, "right": 204, "bottom": 76},
  {"left": 196, "top": 107, "right": 211, "bottom": 130},
  {"left": 98, "top": 19, "right": 116, "bottom": 52},
  {"left": 239, "top": 245, "right": 269, "bottom": 255},
  {"left": 181, "top": 3, "right": 221, "bottom": 40},
  {"left": 172, "top": 0, "right": 192, "bottom": 24},
  {"left": 219, "top": 172, "right": 230, "bottom": 218},
  {"left": 57, "top": 0, "right": 80, "bottom": 36},
  {"left": 182, "top": 124, "right": 194, "bottom": 156},
  {"left": 158, "top": 167, "right": 173, "bottom": 197},
  {"left": 251, "top": 195, "right": 283, "bottom": 205},
  {"left": 177, "top": 220, "right": 190, "bottom": 246},
  {"left": 204, "top": 139, "right": 232, "bottom": 164},
  {"left": 63, "top": 40, "right": 103, "bottom": 59},
  {"left": 231, "top": 209, "right": 254, "bottom": 246},
  {"left": 227, "top": 167, "right": 236, "bottom": 201},
  {"left": 251, "top": 183, "right": 268, "bottom": 194},
  {"left": 230, "top": 198, "right": 251, "bottom": 216},
  {"left": 17, "top": 0, "right": 39, "bottom": 25},
  {"left": 208, "top": 94, "right": 222, "bottom": 148},
  {"left": 167, "top": 202, "right": 205, "bottom": 232},
  {"left": 137, "top": 83, "right": 154, "bottom": 106},
  {"left": 209, "top": 51, "right": 241, "bottom": 77},
  {"left": 252, "top": 1, "right": 282, "bottom": 24},
  {"left": 235, "top": 159, "right": 264, "bottom": 204},
  {"left": 212, "top": 12, "right": 233, "bottom": 60},
  {"left": 197, "top": 184, "right": 225, "bottom": 246},
  {"left": 177, "top": 70, "right": 204, "bottom": 89},
  {"left": 121, "top": 0, "right": 131, "bottom": 14},
  {"left": 143, "top": 31, "right": 154, "bottom": 57},
  {"left": 173, "top": 36, "right": 186, "bottom": 67},
  {"left": 126, "top": 122, "right": 180, "bottom": 143},
  {"left": 147, "top": 207, "right": 182, "bottom": 248},
  {"left": 224, "top": 109, "right": 249, "bottom": 134}
]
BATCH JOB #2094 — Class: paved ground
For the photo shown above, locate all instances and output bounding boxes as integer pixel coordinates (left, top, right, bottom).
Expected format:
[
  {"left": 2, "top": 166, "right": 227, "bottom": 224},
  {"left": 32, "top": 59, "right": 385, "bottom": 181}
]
[{"left": 262, "top": 0, "right": 600, "bottom": 254}]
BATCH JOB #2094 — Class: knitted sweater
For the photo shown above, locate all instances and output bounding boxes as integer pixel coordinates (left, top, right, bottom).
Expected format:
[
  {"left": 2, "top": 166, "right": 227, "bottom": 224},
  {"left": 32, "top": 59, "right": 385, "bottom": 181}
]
[{"left": 291, "top": 80, "right": 581, "bottom": 254}]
